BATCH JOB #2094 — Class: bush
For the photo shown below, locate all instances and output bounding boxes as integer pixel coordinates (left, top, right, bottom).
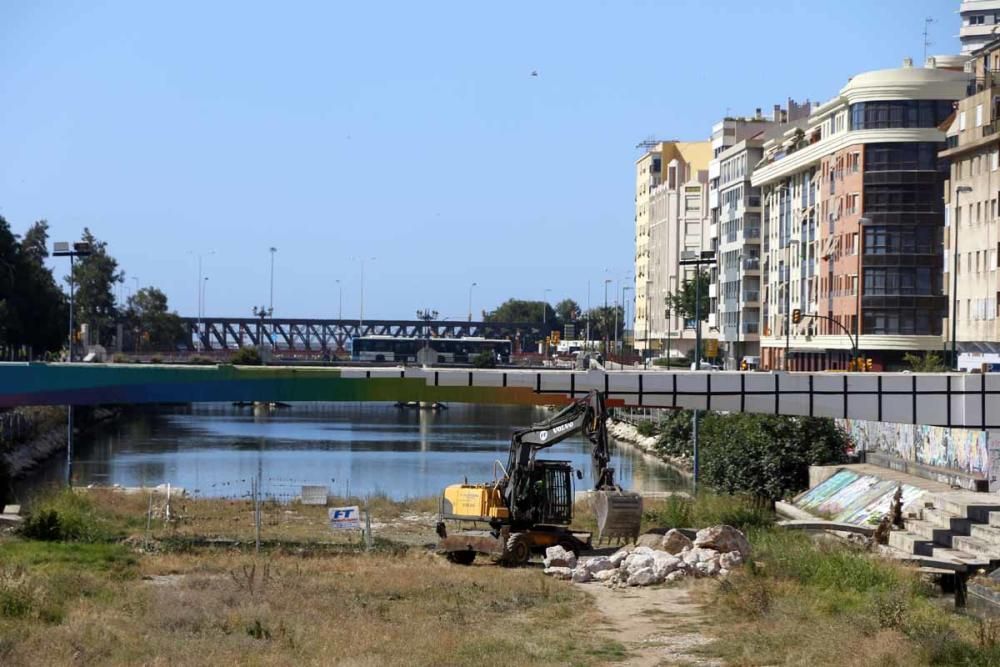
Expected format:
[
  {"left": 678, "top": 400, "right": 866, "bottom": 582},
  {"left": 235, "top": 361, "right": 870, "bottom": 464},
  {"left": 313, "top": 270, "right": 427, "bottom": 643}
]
[
  {"left": 654, "top": 409, "right": 695, "bottom": 458},
  {"left": 230, "top": 347, "right": 262, "bottom": 365},
  {"left": 635, "top": 421, "right": 658, "bottom": 437},
  {"left": 472, "top": 351, "right": 496, "bottom": 368},
  {"left": 187, "top": 355, "right": 216, "bottom": 365},
  {"left": 19, "top": 490, "right": 112, "bottom": 543},
  {"left": 699, "top": 413, "right": 849, "bottom": 502}
]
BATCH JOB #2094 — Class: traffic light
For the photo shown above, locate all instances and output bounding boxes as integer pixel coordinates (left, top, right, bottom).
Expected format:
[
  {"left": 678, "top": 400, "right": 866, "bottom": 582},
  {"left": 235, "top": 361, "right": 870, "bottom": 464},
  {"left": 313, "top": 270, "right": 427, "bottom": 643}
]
[{"left": 791, "top": 308, "right": 802, "bottom": 324}]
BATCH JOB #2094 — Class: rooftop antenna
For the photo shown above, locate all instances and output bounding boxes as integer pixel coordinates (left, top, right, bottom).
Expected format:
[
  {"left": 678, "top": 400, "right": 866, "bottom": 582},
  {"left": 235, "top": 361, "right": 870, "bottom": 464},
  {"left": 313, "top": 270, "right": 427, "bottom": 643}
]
[{"left": 923, "top": 17, "right": 934, "bottom": 64}]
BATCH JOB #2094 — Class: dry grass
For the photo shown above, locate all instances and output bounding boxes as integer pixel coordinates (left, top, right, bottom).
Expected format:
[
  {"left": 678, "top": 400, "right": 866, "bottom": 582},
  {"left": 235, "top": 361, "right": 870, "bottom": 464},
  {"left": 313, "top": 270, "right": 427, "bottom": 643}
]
[{"left": 0, "top": 542, "right": 621, "bottom": 666}]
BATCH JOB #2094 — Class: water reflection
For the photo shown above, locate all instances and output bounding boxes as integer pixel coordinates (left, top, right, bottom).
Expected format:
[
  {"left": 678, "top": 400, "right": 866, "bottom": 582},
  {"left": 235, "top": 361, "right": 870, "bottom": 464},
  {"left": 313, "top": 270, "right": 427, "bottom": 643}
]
[{"left": 21, "top": 402, "right": 687, "bottom": 500}]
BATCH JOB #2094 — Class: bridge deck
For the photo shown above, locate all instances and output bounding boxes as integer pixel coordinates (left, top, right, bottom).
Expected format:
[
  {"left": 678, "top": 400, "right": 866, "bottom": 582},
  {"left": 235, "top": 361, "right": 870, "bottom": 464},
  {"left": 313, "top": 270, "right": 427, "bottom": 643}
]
[{"left": 0, "top": 363, "right": 998, "bottom": 430}]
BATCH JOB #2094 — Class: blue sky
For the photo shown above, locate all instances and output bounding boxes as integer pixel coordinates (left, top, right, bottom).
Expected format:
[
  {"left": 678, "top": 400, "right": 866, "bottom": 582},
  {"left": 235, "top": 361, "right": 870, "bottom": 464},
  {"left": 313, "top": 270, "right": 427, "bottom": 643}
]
[{"left": 0, "top": 0, "right": 959, "bottom": 320}]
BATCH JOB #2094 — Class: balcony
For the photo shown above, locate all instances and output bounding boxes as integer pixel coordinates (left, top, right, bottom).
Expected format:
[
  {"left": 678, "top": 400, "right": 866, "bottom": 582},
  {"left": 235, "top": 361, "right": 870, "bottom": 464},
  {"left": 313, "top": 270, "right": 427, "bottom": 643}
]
[
  {"left": 744, "top": 227, "right": 761, "bottom": 240},
  {"left": 742, "top": 290, "right": 760, "bottom": 303},
  {"left": 742, "top": 257, "right": 760, "bottom": 271},
  {"left": 742, "top": 322, "right": 760, "bottom": 334}
]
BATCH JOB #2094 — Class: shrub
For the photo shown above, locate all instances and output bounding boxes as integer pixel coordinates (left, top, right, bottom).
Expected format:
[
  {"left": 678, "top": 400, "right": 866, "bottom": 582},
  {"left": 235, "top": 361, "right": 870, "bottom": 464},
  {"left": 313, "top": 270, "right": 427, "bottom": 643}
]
[
  {"left": 19, "top": 489, "right": 112, "bottom": 542},
  {"left": 635, "top": 421, "right": 658, "bottom": 437},
  {"left": 472, "top": 351, "right": 496, "bottom": 368},
  {"left": 642, "top": 493, "right": 774, "bottom": 531},
  {"left": 230, "top": 347, "right": 262, "bottom": 365},
  {"left": 654, "top": 409, "right": 695, "bottom": 458},
  {"left": 188, "top": 355, "right": 216, "bottom": 365}
]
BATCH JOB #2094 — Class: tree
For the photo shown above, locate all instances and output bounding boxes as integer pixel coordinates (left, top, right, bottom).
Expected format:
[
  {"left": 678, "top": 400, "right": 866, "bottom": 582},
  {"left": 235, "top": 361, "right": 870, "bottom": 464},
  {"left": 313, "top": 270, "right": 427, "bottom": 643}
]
[
  {"left": 583, "top": 305, "right": 625, "bottom": 339},
  {"left": 667, "top": 269, "right": 711, "bottom": 323},
  {"left": 903, "top": 351, "right": 947, "bottom": 372},
  {"left": 698, "top": 413, "right": 848, "bottom": 503},
  {"left": 554, "top": 299, "right": 581, "bottom": 327},
  {"left": 483, "top": 298, "right": 554, "bottom": 324},
  {"left": 124, "top": 287, "right": 185, "bottom": 351},
  {"left": 0, "top": 217, "right": 67, "bottom": 357},
  {"left": 69, "top": 228, "right": 123, "bottom": 346}
]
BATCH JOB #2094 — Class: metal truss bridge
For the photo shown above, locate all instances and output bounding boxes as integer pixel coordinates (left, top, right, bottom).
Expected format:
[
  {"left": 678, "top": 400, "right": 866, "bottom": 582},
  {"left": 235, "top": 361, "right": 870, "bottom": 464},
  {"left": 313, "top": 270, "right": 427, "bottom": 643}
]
[{"left": 179, "top": 317, "right": 553, "bottom": 353}]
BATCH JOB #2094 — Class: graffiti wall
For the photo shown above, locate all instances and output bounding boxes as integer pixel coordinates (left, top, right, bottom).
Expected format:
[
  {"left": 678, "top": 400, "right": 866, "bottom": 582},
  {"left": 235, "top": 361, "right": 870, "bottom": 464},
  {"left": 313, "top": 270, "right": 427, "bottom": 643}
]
[
  {"left": 795, "top": 469, "right": 926, "bottom": 526},
  {"left": 838, "top": 418, "right": 989, "bottom": 477}
]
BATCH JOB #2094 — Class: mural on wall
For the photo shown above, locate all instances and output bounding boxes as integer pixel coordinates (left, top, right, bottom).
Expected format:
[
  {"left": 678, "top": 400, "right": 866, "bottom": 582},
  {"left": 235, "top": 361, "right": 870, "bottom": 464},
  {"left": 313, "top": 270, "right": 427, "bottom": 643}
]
[
  {"left": 838, "top": 419, "right": 989, "bottom": 477},
  {"left": 795, "top": 469, "right": 926, "bottom": 526}
]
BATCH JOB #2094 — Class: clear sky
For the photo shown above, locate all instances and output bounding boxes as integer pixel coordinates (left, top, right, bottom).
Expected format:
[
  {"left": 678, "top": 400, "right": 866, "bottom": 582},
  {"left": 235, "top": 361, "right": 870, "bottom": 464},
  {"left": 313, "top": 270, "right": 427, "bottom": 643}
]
[{"left": 0, "top": 0, "right": 959, "bottom": 321}]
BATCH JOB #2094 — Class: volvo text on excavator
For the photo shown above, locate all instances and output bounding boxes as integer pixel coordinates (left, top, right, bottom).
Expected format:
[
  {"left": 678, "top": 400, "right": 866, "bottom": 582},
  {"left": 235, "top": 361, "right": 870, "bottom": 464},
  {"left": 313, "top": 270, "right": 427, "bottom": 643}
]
[{"left": 435, "top": 390, "right": 643, "bottom": 565}]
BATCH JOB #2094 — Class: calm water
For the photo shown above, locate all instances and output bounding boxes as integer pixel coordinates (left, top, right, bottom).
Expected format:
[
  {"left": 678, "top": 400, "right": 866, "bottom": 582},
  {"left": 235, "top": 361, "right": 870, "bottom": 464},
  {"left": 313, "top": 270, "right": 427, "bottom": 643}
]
[{"left": 24, "top": 403, "right": 687, "bottom": 499}]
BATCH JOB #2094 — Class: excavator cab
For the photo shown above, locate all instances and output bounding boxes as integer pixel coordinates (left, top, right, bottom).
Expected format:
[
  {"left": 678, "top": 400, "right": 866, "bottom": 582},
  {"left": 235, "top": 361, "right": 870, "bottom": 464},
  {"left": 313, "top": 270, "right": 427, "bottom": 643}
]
[{"left": 509, "top": 461, "right": 573, "bottom": 526}]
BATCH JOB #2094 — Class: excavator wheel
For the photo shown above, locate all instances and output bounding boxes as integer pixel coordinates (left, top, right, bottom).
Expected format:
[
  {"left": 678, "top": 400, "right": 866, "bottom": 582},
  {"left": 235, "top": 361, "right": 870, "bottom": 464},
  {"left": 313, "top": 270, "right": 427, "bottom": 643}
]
[
  {"left": 500, "top": 533, "right": 531, "bottom": 567},
  {"left": 445, "top": 550, "right": 476, "bottom": 566}
]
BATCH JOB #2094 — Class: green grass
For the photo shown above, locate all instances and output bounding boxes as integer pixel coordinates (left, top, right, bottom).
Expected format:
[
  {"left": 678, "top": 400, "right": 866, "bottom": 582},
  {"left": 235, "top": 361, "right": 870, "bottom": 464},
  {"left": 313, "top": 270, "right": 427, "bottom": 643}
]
[
  {"left": 642, "top": 493, "right": 775, "bottom": 531},
  {"left": 0, "top": 541, "right": 137, "bottom": 576}
]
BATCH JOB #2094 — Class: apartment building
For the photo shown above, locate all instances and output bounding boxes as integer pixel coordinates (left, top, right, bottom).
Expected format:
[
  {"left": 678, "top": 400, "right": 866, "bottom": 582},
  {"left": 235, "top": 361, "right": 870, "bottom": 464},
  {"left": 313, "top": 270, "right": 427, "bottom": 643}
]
[
  {"left": 940, "top": 39, "right": 1000, "bottom": 369},
  {"left": 708, "top": 103, "right": 811, "bottom": 369},
  {"left": 634, "top": 141, "right": 712, "bottom": 357},
  {"left": 960, "top": 1, "right": 1000, "bottom": 55},
  {"left": 750, "top": 59, "right": 968, "bottom": 371}
]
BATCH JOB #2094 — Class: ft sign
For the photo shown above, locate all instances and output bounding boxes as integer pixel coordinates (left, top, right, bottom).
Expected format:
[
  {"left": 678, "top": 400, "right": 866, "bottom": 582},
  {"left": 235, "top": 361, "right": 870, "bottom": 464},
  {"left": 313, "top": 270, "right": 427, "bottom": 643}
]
[{"left": 329, "top": 505, "right": 361, "bottom": 530}]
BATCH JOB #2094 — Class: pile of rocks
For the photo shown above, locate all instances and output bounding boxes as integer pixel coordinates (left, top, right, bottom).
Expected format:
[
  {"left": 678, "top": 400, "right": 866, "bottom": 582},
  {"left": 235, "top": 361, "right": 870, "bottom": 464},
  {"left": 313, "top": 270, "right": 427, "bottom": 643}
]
[{"left": 543, "top": 525, "right": 751, "bottom": 587}]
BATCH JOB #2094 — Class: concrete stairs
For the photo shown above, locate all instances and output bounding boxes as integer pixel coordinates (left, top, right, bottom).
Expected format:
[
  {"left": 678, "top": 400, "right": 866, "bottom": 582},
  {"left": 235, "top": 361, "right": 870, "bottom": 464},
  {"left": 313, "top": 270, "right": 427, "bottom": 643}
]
[{"left": 893, "top": 492, "right": 1000, "bottom": 573}]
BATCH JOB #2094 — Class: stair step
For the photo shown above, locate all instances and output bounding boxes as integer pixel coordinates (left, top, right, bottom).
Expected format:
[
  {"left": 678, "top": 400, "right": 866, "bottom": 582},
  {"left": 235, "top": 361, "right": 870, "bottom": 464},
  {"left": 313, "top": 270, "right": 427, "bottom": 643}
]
[
  {"left": 904, "top": 518, "right": 957, "bottom": 547},
  {"left": 970, "top": 523, "right": 1000, "bottom": 547},
  {"left": 950, "top": 535, "right": 1000, "bottom": 561},
  {"left": 888, "top": 530, "right": 933, "bottom": 555},
  {"left": 922, "top": 507, "right": 971, "bottom": 534},
  {"left": 926, "top": 495, "right": 1000, "bottom": 523},
  {"left": 926, "top": 546, "right": 992, "bottom": 571}
]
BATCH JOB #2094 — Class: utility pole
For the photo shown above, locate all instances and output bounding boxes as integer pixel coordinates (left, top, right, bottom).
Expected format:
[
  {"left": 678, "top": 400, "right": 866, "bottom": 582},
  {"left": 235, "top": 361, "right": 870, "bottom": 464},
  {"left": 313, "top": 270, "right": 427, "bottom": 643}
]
[
  {"left": 468, "top": 282, "right": 477, "bottom": 322},
  {"left": 604, "top": 278, "right": 612, "bottom": 357},
  {"left": 335, "top": 279, "right": 343, "bottom": 320},
  {"left": 268, "top": 247, "right": 277, "bottom": 313}
]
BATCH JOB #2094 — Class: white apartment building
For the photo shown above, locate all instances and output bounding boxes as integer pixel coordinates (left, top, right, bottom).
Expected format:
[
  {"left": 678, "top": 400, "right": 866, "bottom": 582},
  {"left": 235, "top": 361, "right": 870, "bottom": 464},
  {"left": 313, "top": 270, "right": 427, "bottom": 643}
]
[
  {"left": 634, "top": 141, "right": 712, "bottom": 357},
  {"left": 960, "top": 1, "right": 1000, "bottom": 55}
]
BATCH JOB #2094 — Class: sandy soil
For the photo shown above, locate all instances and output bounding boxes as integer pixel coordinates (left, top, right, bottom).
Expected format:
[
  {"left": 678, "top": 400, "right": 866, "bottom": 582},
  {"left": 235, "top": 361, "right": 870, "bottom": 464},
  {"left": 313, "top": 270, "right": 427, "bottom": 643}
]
[{"left": 584, "top": 582, "right": 720, "bottom": 667}]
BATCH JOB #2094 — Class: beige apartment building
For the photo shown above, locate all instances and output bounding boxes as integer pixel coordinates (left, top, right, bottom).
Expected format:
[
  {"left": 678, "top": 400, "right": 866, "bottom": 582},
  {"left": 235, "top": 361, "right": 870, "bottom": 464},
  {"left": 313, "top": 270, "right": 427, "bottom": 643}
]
[
  {"left": 634, "top": 141, "right": 712, "bottom": 357},
  {"left": 940, "top": 40, "right": 1000, "bottom": 369}
]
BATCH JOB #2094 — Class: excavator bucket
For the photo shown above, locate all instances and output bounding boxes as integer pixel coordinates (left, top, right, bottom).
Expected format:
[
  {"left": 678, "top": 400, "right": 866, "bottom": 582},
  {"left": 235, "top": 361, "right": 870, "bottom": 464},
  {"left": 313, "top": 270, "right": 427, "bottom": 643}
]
[{"left": 593, "top": 490, "right": 643, "bottom": 543}]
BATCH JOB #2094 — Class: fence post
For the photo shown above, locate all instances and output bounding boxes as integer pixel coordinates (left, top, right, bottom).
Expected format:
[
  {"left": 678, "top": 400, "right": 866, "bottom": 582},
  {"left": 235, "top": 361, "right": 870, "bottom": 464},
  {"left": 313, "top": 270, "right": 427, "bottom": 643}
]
[{"left": 364, "top": 505, "right": 373, "bottom": 551}]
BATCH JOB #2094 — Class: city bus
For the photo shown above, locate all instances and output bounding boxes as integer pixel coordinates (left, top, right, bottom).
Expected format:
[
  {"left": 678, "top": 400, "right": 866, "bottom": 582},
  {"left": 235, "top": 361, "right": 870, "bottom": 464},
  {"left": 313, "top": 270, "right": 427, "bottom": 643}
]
[{"left": 352, "top": 336, "right": 512, "bottom": 364}]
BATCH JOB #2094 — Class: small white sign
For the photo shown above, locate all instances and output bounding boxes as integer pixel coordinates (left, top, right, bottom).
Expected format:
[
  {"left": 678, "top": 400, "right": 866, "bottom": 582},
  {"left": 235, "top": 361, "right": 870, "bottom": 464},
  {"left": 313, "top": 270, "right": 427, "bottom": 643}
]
[{"left": 329, "top": 506, "right": 361, "bottom": 530}]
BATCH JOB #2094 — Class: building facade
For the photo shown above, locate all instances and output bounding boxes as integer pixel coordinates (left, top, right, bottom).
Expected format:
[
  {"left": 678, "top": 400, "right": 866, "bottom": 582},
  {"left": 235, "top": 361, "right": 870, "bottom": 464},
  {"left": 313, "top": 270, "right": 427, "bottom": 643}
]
[
  {"left": 940, "top": 40, "right": 1000, "bottom": 369},
  {"left": 751, "top": 60, "right": 968, "bottom": 370},
  {"left": 960, "top": 1, "right": 1000, "bottom": 55},
  {"left": 633, "top": 141, "right": 712, "bottom": 357},
  {"left": 707, "top": 103, "right": 811, "bottom": 369}
]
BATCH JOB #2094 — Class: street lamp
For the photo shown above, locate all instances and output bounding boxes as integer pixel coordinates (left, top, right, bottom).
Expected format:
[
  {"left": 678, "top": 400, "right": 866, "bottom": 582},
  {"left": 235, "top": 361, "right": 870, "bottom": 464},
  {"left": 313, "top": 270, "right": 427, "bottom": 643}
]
[
  {"left": 353, "top": 256, "right": 376, "bottom": 329},
  {"left": 335, "top": 279, "right": 343, "bottom": 320},
  {"left": 268, "top": 247, "right": 277, "bottom": 313},
  {"left": 252, "top": 305, "right": 273, "bottom": 362},
  {"left": 53, "top": 240, "right": 93, "bottom": 487},
  {"left": 621, "top": 285, "right": 632, "bottom": 356},
  {"left": 416, "top": 309, "right": 439, "bottom": 362},
  {"left": 603, "top": 278, "right": 612, "bottom": 356},
  {"left": 952, "top": 186, "right": 973, "bottom": 370},
  {"left": 188, "top": 250, "right": 215, "bottom": 352},
  {"left": 783, "top": 239, "right": 801, "bottom": 371},
  {"left": 468, "top": 282, "right": 477, "bottom": 322}
]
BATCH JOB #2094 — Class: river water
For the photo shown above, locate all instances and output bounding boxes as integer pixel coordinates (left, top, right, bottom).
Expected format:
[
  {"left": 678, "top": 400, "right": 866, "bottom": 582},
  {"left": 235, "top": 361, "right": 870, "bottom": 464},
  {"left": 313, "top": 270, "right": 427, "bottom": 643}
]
[{"left": 23, "top": 403, "right": 687, "bottom": 500}]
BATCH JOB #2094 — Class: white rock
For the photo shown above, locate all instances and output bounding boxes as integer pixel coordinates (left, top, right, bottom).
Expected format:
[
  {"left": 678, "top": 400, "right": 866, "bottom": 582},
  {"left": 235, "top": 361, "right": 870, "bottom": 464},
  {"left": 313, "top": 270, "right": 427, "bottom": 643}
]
[
  {"left": 695, "top": 559, "right": 721, "bottom": 577},
  {"left": 543, "top": 545, "right": 577, "bottom": 569},
  {"left": 571, "top": 568, "right": 592, "bottom": 583},
  {"left": 719, "top": 551, "right": 743, "bottom": 570},
  {"left": 665, "top": 570, "right": 686, "bottom": 583},
  {"left": 632, "top": 545, "right": 655, "bottom": 556},
  {"left": 543, "top": 566, "right": 573, "bottom": 580},
  {"left": 580, "top": 556, "right": 615, "bottom": 574},
  {"left": 624, "top": 553, "right": 655, "bottom": 573},
  {"left": 661, "top": 529, "right": 694, "bottom": 554},
  {"left": 609, "top": 548, "right": 631, "bottom": 568},
  {"left": 719, "top": 568, "right": 730, "bottom": 577},
  {"left": 636, "top": 533, "right": 664, "bottom": 549},
  {"left": 626, "top": 567, "right": 660, "bottom": 586},
  {"left": 593, "top": 569, "right": 619, "bottom": 582},
  {"left": 682, "top": 547, "right": 718, "bottom": 566},
  {"left": 651, "top": 553, "right": 682, "bottom": 579},
  {"left": 694, "top": 525, "right": 752, "bottom": 559}
]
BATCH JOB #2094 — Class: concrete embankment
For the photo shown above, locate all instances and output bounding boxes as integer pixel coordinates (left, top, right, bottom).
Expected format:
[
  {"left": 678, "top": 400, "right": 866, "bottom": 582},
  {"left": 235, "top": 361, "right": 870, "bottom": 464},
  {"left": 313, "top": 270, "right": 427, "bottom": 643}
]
[
  {"left": 2, "top": 406, "right": 119, "bottom": 477},
  {"left": 607, "top": 418, "right": 693, "bottom": 479}
]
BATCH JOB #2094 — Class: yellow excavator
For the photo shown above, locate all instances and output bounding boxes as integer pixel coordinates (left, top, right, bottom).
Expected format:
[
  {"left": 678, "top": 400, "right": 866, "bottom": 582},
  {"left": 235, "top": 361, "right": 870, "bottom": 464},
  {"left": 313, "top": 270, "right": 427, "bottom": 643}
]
[{"left": 435, "top": 390, "right": 643, "bottom": 565}]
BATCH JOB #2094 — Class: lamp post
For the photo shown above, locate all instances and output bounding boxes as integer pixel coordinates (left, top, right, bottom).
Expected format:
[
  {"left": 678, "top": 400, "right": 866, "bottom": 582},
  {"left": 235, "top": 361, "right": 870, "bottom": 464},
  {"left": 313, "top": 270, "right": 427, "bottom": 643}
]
[
  {"left": 644, "top": 280, "right": 652, "bottom": 368},
  {"left": 416, "top": 309, "right": 438, "bottom": 364},
  {"left": 252, "top": 305, "right": 273, "bottom": 362},
  {"left": 783, "top": 239, "right": 801, "bottom": 371},
  {"left": 952, "top": 186, "right": 973, "bottom": 370},
  {"left": 603, "top": 278, "right": 612, "bottom": 356},
  {"left": 53, "top": 240, "right": 93, "bottom": 487},
  {"left": 188, "top": 250, "right": 215, "bottom": 352},
  {"left": 268, "top": 247, "right": 277, "bottom": 313},
  {"left": 335, "top": 279, "right": 343, "bottom": 320},
  {"left": 353, "top": 256, "right": 376, "bottom": 330},
  {"left": 468, "top": 282, "right": 477, "bottom": 322},
  {"left": 621, "top": 285, "right": 633, "bottom": 356}
]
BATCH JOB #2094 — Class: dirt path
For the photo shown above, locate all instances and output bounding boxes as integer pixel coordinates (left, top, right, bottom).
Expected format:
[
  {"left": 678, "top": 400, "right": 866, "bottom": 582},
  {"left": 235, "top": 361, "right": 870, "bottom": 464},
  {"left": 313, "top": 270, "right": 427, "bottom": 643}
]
[{"left": 584, "top": 582, "right": 720, "bottom": 667}]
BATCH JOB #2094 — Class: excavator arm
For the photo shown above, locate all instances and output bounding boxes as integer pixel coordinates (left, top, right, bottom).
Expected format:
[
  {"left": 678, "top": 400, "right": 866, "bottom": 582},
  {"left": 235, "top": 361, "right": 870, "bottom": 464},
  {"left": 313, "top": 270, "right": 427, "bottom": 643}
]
[{"left": 502, "top": 390, "right": 640, "bottom": 541}]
